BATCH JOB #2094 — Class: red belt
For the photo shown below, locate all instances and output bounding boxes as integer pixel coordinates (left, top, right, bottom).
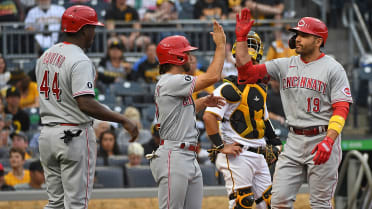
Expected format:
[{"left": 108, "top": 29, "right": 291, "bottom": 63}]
[
  {"left": 160, "top": 140, "right": 198, "bottom": 152},
  {"left": 60, "top": 123, "right": 79, "bottom": 126},
  {"left": 289, "top": 125, "right": 328, "bottom": 136}
]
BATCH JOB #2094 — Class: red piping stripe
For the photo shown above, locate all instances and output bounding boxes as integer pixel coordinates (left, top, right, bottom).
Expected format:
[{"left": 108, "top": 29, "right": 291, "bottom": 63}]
[
  {"left": 167, "top": 150, "right": 172, "bottom": 209},
  {"left": 84, "top": 128, "right": 89, "bottom": 209},
  {"left": 73, "top": 90, "right": 95, "bottom": 97}
]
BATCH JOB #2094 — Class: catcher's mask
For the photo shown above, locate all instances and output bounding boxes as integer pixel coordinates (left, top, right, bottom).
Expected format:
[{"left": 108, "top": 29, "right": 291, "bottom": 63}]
[{"left": 232, "top": 31, "right": 264, "bottom": 62}]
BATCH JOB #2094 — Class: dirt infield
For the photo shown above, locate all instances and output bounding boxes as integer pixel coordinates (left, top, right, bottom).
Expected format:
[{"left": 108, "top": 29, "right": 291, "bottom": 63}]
[{"left": 0, "top": 194, "right": 311, "bottom": 209}]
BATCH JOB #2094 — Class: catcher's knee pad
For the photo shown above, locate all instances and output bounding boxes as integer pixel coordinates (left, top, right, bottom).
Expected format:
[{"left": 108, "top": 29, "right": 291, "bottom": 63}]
[
  {"left": 255, "top": 185, "right": 272, "bottom": 209},
  {"left": 231, "top": 187, "right": 255, "bottom": 209}
]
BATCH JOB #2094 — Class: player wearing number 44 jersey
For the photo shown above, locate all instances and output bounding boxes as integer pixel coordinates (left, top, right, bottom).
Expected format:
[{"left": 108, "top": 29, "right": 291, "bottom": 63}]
[
  {"left": 235, "top": 8, "right": 353, "bottom": 208},
  {"left": 36, "top": 5, "right": 138, "bottom": 209}
]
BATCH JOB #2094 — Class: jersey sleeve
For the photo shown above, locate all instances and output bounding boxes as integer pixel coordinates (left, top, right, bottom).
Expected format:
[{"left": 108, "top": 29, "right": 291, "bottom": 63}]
[
  {"left": 265, "top": 57, "right": 288, "bottom": 81},
  {"left": 205, "top": 84, "right": 229, "bottom": 119},
  {"left": 71, "top": 60, "right": 96, "bottom": 98},
  {"left": 166, "top": 74, "right": 196, "bottom": 97},
  {"left": 329, "top": 65, "right": 353, "bottom": 104}
]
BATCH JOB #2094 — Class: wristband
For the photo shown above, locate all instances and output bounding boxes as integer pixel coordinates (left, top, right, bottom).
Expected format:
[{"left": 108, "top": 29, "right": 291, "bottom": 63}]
[
  {"left": 208, "top": 133, "right": 224, "bottom": 147},
  {"left": 328, "top": 115, "right": 345, "bottom": 134}
]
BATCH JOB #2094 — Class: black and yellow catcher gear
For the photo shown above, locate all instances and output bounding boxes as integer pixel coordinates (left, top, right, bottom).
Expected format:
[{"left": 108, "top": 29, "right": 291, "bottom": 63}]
[
  {"left": 221, "top": 76, "right": 267, "bottom": 139},
  {"left": 232, "top": 31, "right": 264, "bottom": 62}
]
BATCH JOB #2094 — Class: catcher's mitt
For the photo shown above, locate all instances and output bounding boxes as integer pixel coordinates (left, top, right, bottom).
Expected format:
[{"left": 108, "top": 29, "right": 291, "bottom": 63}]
[
  {"left": 207, "top": 147, "right": 220, "bottom": 164},
  {"left": 263, "top": 145, "right": 280, "bottom": 166}
]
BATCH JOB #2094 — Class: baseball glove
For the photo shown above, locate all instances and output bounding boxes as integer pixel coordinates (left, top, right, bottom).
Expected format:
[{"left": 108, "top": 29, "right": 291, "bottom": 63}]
[
  {"left": 263, "top": 145, "right": 280, "bottom": 166},
  {"left": 207, "top": 147, "right": 220, "bottom": 164}
]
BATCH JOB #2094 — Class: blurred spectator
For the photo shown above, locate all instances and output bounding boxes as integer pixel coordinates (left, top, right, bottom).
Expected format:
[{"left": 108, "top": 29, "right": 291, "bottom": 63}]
[
  {"left": 8, "top": 70, "right": 39, "bottom": 108},
  {"left": 14, "top": 160, "right": 45, "bottom": 190},
  {"left": 105, "top": 0, "right": 151, "bottom": 51},
  {"left": 93, "top": 119, "right": 112, "bottom": 139},
  {"left": 142, "top": 124, "right": 160, "bottom": 155},
  {"left": 10, "top": 131, "right": 32, "bottom": 160},
  {"left": 117, "top": 106, "right": 151, "bottom": 146},
  {"left": 97, "top": 38, "right": 134, "bottom": 86},
  {"left": 4, "top": 87, "right": 30, "bottom": 132},
  {"left": 126, "top": 0, "right": 157, "bottom": 19},
  {"left": 244, "top": 0, "right": 284, "bottom": 20},
  {"left": 267, "top": 79, "right": 288, "bottom": 139},
  {"left": 97, "top": 130, "right": 121, "bottom": 166},
  {"left": 24, "top": 0, "right": 65, "bottom": 51},
  {"left": 20, "top": 0, "right": 36, "bottom": 13},
  {"left": 0, "top": 0, "right": 25, "bottom": 22},
  {"left": 265, "top": 28, "right": 297, "bottom": 61},
  {"left": 0, "top": 55, "right": 11, "bottom": 90},
  {"left": 142, "top": 0, "right": 178, "bottom": 22},
  {"left": 0, "top": 163, "right": 14, "bottom": 191},
  {"left": 126, "top": 142, "right": 144, "bottom": 168},
  {"left": 187, "top": 54, "right": 214, "bottom": 101},
  {"left": 193, "top": 0, "right": 228, "bottom": 20},
  {"left": 177, "top": 0, "right": 194, "bottom": 19},
  {"left": 136, "top": 43, "right": 159, "bottom": 83},
  {"left": 4, "top": 147, "right": 30, "bottom": 186},
  {"left": 225, "top": 0, "right": 244, "bottom": 19}
]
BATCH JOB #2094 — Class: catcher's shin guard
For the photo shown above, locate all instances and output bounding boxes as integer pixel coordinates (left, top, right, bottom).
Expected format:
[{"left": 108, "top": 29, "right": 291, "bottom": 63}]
[
  {"left": 255, "top": 185, "right": 272, "bottom": 209},
  {"left": 230, "top": 187, "right": 255, "bottom": 209}
]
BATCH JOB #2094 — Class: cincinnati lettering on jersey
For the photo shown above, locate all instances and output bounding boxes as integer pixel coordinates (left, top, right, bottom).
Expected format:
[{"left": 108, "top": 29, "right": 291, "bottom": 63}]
[
  {"left": 282, "top": 76, "right": 327, "bottom": 94},
  {"left": 42, "top": 52, "right": 66, "bottom": 68}
]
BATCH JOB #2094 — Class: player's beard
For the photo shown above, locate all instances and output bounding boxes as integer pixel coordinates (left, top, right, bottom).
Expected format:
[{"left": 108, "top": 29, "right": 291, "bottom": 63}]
[{"left": 182, "top": 62, "right": 191, "bottom": 73}]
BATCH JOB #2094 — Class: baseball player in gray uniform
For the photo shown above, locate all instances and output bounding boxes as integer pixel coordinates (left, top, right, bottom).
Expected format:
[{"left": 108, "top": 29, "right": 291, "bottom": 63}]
[
  {"left": 234, "top": 8, "right": 353, "bottom": 208},
  {"left": 36, "top": 5, "right": 138, "bottom": 209},
  {"left": 149, "top": 21, "right": 242, "bottom": 209}
]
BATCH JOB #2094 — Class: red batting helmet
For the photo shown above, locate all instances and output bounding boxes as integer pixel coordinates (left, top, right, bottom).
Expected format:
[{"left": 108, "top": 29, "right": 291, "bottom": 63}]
[
  {"left": 61, "top": 5, "right": 104, "bottom": 33},
  {"left": 156, "top": 36, "right": 198, "bottom": 65},
  {"left": 289, "top": 17, "right": 328, "bottom": 45}
]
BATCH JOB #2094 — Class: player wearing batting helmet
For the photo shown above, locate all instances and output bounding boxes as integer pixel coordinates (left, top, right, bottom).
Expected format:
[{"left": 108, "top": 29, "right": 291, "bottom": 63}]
[
  {"left": 235, "top": 9, "right": 352, "bottom": 208},
  {"left": 149, "top": 21, "right": 242, "bottom": 209},
  {"left": 36, "top": 5, "right": 138, "bottom": 209}
]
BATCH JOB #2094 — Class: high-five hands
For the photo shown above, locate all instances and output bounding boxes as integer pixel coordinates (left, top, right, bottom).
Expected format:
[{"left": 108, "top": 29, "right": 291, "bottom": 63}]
[
  {"left": 210, "top": 20, "right": 226, "bottom": 47},
  {"left": 235, "top": 8, "right": 254, "bottom": 42},
  {"left": 311, "top": 136, "right": 334, "bottom": 165}
]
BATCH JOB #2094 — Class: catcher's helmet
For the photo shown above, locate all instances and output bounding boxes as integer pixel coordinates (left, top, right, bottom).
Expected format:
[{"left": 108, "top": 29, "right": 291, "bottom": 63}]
[
  {"left": 232, "top": 31, "right": 264, "bottom": 62},
  {"left": 156, "top": 35, "right": 198, "bottom": 65},
  {"left": 289, "top": 17, "right": 328, "bottom": 45},
  {"left": 61, "top": 5, "right": 104, "bottom": 33}
]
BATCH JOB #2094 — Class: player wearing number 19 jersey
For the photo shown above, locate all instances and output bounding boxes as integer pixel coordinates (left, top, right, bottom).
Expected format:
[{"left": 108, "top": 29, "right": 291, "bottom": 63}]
[{"left": 235, "top": 9, "right": 353, "bottom": 208}]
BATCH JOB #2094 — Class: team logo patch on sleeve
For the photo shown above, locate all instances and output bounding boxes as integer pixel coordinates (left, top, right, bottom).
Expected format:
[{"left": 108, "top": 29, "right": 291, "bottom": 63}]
[
  {"left": 184, "top": 75, "right": 191, "bottom": 81},
  {"left": 87, "top": 82, "right": 93, "bottom": 88},
  {"left": 342, "top": 87, "right": 351, "bottom": 97}
]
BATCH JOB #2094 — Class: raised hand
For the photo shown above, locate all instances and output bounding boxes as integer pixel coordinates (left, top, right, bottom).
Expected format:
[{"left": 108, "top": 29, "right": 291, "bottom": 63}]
[
  {"left": 210, "top": 20, "right": 226, "bottom": 47},
  {"left": 235, "top": 8, "right": 254, "bottom": 42}
]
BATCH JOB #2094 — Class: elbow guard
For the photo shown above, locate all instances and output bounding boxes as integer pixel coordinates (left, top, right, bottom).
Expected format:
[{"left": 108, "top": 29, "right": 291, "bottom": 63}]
[{"left": 328, "top": 115, "right": 345, "bottom": 134}]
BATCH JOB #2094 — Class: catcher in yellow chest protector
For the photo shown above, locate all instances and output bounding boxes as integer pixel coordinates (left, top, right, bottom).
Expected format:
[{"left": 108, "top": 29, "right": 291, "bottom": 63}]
[{"left": 203, "top": 31, "right": 282, "bottom": 209}]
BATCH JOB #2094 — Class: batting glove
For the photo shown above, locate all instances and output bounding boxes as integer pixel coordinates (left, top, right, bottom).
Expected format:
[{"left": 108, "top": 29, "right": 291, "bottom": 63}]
[
  {"left": 235, "top": 8, "right": 254, "bottom": 42},
  {"left": 311, "top": 136, "right": 334, "bottom": 165}
]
